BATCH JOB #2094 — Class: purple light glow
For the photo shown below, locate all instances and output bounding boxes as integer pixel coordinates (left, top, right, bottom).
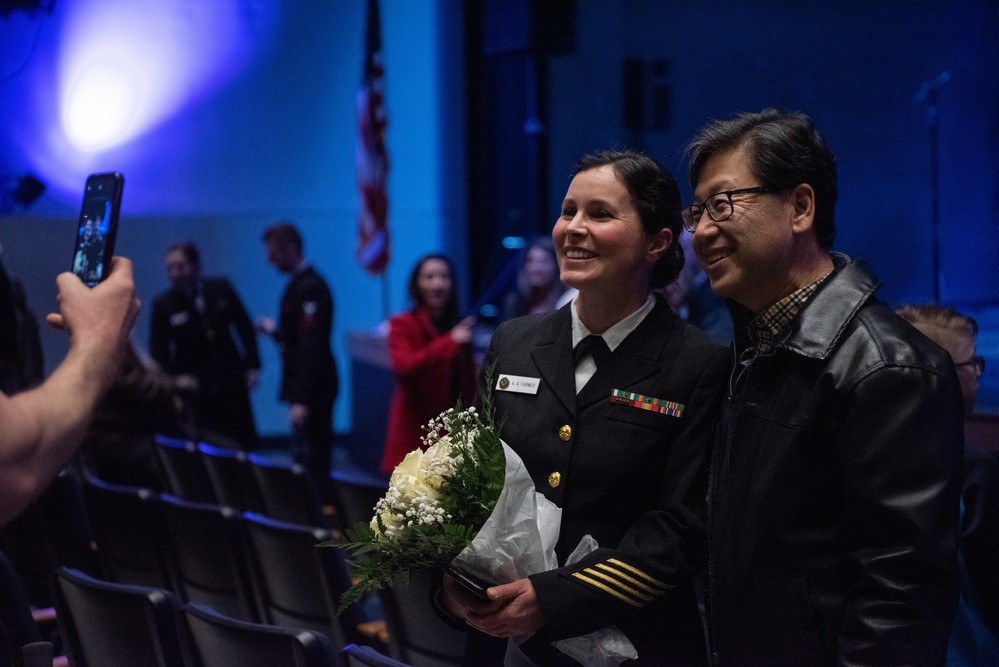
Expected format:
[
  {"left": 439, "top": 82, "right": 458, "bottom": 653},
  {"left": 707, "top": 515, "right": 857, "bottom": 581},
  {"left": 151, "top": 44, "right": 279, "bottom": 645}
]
[
  {"left": 58, "top": 0, "right": 258, "bottom": 150},
  {"left": 2, "top": 0, "right": 276, "bottom": 205}
]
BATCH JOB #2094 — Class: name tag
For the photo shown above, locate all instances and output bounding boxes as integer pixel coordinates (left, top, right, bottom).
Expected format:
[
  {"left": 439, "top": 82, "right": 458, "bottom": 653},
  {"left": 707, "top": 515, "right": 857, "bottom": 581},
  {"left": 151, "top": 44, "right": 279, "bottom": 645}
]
[
  {"left": 170, "top": 311, "right": 190, "bottom": 327},
  {"left": 496, "top": 374, "right": 540, "bottom": 395}
]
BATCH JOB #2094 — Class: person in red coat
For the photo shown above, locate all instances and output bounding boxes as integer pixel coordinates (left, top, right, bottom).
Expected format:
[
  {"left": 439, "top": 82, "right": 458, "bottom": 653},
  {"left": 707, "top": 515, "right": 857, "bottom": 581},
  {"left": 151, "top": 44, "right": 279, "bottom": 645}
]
[{"left": 380, "top": 254, "right": 477, "bottom": 474}]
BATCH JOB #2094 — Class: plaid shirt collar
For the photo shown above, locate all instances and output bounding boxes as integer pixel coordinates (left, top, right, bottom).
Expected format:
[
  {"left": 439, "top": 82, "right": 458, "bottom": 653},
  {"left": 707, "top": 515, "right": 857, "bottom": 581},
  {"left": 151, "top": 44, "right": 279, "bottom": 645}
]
[{"left": 747, "top": 274, "right": 831, "bottom": 353}]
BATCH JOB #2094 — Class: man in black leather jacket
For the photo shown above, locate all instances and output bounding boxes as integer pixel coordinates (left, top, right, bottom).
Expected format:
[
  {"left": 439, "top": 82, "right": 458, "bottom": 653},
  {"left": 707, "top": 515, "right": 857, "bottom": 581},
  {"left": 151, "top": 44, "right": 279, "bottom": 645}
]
[{"left": 682, "top": 108, "right": 964, "bottom": 666}]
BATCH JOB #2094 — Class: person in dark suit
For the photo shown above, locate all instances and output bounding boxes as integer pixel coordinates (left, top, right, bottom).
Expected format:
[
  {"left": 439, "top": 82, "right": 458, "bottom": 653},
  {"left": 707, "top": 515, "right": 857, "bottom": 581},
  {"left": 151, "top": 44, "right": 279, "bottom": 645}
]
[
  {"left": 257, "top": 222, "right": 338, "bottom": 492},
  {"left": 150, "top": 241, "right": 260, "bottom": 448},
  {"left": 439, "top": 150, "right": 728, "bottom": 666}
]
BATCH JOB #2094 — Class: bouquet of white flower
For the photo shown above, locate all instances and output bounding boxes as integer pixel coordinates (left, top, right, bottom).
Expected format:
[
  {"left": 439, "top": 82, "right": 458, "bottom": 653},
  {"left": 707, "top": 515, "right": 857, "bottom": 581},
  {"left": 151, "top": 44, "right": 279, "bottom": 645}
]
[
  {"left": 329, "top": 379, "right": 637, "bottom": 666},
  {"left": 327, "top": 401, "right": 507, "bottom": 610}
]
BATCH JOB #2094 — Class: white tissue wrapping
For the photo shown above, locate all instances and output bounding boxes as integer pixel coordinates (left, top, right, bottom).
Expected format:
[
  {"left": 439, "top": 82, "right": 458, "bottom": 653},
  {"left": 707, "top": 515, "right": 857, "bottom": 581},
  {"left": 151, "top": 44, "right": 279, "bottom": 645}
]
[{"left": 449, "top": 441, "right": 637, "bottom": 666}]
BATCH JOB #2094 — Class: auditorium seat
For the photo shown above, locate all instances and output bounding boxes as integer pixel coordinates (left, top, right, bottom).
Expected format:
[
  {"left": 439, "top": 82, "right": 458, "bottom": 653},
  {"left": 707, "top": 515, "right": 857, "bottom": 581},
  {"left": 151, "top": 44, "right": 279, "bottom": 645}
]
[
  {"left": 246, "top": 453, "right": 336, "bottom": 528},
  {"left": 81, "top": 476, "right": 174, "bottom": 590},
  {"left": 343, "top": 643, "right": 414, "bottom": 667},
  {"left": 330, "top": 469, "right": 387, "bottom": 528},
  {"left": 379, "top": 569, "right": 466, "bottom": 667},
  {"left": 241, "top": 511, "right": 375, "bottom": 653},
  {"left": 51, "top": 567, "right": 184, "bottom": 667},
  {"left": 156, "top": 494, "right": 259, "bottom": 623},
  {"left": 178, "top": 602, "right": 340, "bottom": 667},
  {"left": 154, "top": 435, "right": 216, "bottom": 503},
  {"left": 197, "top": 442, "right": 259, "bottom": 512}
]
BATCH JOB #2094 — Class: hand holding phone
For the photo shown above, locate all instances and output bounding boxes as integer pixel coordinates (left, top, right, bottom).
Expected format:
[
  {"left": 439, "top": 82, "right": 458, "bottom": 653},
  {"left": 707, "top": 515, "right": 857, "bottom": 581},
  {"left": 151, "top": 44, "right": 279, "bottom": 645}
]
[
  {"left": 443, "top": 562, "right": 494, "bottom": 601},
  {"left": 72, "top": 173, "right": 123, "bottom": 287}
]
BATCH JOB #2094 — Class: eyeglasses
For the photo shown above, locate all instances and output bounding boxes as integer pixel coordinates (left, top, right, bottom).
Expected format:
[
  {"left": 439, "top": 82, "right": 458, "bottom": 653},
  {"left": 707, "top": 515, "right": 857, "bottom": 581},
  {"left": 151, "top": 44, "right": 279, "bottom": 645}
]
[
  {"left": 681, "top": 186, "right": 775, "bottom": 233},
  {"left": 954, "top": 356, "right": 986, "bottom": 377}
]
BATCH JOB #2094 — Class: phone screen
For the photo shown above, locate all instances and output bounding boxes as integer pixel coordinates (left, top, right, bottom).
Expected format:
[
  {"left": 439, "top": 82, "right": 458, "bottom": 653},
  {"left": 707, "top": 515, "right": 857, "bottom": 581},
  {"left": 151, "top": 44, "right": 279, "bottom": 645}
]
[{"left": 72, "top": 172, "right": 123, "bottom": 287}]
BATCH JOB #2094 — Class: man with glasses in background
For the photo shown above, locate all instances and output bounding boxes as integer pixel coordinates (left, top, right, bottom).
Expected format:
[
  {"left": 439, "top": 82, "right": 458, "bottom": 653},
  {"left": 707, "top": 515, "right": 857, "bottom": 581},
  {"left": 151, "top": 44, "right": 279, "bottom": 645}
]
[
  {"left": 897, "top": 304, "right": 998, "bottom": 664},
  {"left": 683, "top": 108, "right": 964, "bottom": 666}
]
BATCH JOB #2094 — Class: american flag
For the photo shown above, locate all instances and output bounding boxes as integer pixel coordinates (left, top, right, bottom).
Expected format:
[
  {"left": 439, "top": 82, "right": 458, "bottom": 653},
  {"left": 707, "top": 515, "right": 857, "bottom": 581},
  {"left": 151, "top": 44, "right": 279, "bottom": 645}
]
[{"left": 355, "top": 0, "right": 389, "bottom": 275}]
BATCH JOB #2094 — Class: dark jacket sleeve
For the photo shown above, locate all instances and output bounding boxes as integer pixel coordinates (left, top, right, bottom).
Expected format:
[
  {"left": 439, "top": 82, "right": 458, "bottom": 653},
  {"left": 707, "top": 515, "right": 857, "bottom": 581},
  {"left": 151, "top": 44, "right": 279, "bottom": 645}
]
[
  {"left": 960, "top": 443, "right": 999, "bottom": 636},
  {"left": 835, "top": 363, "right": 962, "bottom": 666},
  {"left": 221, "top": 280, "right": 260, "bottom": 370},
  {"left": 286, "top": 275, "right": 335, "bottom": 403},
  {"left": 149, "top": 295, "right": 173, "bottom": 372}
]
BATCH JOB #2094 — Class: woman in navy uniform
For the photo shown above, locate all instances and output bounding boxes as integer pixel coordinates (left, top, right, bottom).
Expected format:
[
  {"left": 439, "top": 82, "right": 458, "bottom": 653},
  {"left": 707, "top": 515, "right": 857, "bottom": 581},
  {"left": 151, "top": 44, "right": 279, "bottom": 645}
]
[{"left": 439, "top": 150, "right": 727, "bottom": 665}]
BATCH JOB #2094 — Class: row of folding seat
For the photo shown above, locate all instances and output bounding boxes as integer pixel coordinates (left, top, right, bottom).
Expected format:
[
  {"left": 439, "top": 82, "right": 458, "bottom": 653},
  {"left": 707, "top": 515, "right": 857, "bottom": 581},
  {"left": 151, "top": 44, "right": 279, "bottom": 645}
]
[
  {"left": 51, "top": 565, "right": 409, "bottom": 667},
  {"left": 81, "top": 476, "right": 368, "bottom": 652},
  {"left": 153, "top": 434, "right": 337, "bottom": 529}
]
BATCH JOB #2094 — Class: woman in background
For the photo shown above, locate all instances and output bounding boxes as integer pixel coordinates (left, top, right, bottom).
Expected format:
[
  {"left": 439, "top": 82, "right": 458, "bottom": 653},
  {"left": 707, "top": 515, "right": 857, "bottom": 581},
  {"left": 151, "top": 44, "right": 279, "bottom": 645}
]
[
  {"left": 380, "top": 254, "right": 477, "bottom": 475},
  {"left": 501, "top": 237, "right": 573, "bottom": 321}
]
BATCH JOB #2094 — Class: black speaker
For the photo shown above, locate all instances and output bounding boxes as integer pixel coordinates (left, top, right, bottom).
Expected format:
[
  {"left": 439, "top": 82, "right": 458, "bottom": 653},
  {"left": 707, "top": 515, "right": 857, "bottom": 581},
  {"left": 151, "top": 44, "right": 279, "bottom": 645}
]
[
  {"left": 482, "top": 0, "right": 575, "bottom": 56},
  {"left": 12, "top": 175, "right": 45, "bottom": 207}
]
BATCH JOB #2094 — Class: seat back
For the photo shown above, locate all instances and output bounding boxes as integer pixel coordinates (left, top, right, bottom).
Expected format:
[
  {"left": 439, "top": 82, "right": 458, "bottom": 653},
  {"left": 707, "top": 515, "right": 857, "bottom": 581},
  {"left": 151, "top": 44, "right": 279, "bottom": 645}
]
[
  {"left": 379, "top": 569, "right": 466, "bottom": 667},
  {"left": 156, "top": 494, "right": 259, "bottom": 622},
  {"left": 241, "top": 512, "right": 362, "bottom": 650},
  {"left": 82, "top": 477, "right": 173, "bottom": 590},
  {"left": 343, "top": 643, "right": 414, "bottom": 667},
  {"left": 197, "top": 442, "right": 259, "bottom": 512},
  {"left": 154, "top": 435, "right": 216, "bottom": 503},
  {"left": 0, "top": 465, "right": 101, "bottom": 607},
  {"left": 246, "top": 453, "right": 333, "bottom": 528},
  {"left": 0, "top": 549, "right": 44, "bottom": 667},
  {"left": 51, "top": 567, "right": 183, "bottom": 667},
  {"left": 329, "top": 470, "right": 387, "bottom": 528},
  {"left": 179, "top": 602, "right": 340, "bottom": 667}
]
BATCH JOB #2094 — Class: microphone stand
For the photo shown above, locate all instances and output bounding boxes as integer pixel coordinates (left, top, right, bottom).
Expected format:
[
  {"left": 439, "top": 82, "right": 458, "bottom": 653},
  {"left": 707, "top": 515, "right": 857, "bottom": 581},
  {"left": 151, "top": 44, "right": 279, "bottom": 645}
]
[
  {"left": 928, "top": 87, "right": 941, "bottom": 303},
  {"left": 916, "top": 70, "right": 950, "bottom": 304}
]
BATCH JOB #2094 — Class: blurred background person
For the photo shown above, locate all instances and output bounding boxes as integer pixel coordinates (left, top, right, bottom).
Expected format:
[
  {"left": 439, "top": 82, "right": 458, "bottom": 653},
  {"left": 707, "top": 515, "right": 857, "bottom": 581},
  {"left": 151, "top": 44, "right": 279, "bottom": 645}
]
[
  {"left": 0, "top": 245, "right": 44, "bottom": 395},
  {"left": 150, "top": 241, "right": 260, "bottom": 448},
  {"left": 380, "top": 253, "right": 476, "bottom": 475},
  {"left": 81, "top": 342, "right": 184, "bottom": 491},
  {"left": 897, "top": 304, "right": 999, "bottom": 665},
  {"left": 257, "top": 222, "right": 338, "bottom": 494},
  {"left": 662, "top": 231, "right": 732, "bottom": 345},
  {"left": 501, "top": 237, "right": 573, "bottom": 321}
]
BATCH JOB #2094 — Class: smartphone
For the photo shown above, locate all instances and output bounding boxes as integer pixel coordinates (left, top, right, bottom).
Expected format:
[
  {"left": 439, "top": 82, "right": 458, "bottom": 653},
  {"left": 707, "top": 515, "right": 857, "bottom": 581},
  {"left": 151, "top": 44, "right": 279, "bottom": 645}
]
[
  {"left": 443, "top": 562, "right": 494, "bottom": 601},
  {"left": 71, "top": 172, "right": 123, "bottom": 287}
]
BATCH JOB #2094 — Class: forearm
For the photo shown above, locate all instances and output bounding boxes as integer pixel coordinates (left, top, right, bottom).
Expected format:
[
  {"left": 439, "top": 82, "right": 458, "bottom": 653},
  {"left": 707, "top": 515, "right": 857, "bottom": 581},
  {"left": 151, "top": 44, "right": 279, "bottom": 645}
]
[{"left": 0, "top": 343, "right": 117, "bottom": 524}]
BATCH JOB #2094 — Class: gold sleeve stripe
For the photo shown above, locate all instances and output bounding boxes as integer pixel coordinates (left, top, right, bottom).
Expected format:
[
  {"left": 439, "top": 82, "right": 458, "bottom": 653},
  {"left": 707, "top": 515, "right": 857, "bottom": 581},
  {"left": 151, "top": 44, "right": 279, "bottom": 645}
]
[
  {"left": 595, "top": 563, "right": 668, "bottom": 595},
  {"left": 571, "top": 573, "right": 643, "bottom": 607},
  {"left": 582, "top": 568, "right": 655, "bottom": 601},
  {"left": 606, "top": 558, "right": 673, "bottom": 589}
]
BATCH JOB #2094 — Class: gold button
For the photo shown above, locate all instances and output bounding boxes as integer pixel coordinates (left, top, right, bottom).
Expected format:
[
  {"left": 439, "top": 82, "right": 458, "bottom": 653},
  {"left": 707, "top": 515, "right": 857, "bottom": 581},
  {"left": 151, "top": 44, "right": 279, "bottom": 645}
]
[
  {"left": 558, "top": 425, "right": 572, "bottom": 441},
  {"left": 548, "top": 472, "right": 561, "bottom": 488}
]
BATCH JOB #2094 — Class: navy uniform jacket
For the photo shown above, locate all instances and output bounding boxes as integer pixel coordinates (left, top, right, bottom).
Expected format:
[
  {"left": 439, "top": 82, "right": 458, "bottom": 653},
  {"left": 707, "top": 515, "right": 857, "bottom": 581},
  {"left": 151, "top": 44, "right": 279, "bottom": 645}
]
[
  {"left": 150, "top": 277, "right": 260, "bottom": 444},
  {"left": 275, "top": 266, "right": 338, "bottom": 406},
  {"left": 481, "top": 296, "right": 727, "bottom": 665}
]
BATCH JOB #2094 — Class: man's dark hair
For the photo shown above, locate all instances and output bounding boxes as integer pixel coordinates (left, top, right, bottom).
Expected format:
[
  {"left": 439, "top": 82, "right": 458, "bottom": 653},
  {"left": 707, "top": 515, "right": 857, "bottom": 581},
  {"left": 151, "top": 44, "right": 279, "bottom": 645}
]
[
  {"left": 262, "top": 221, "right": 303, "bottom": 252},
  {"left": 684, "top": 108, "right": 838, "bottom": 250},
  {"left": 166, "top": 240, "right": 200, "bottom": 267},
  {"left": 573, "top": 149, "right": 685, "bottom": 288}
]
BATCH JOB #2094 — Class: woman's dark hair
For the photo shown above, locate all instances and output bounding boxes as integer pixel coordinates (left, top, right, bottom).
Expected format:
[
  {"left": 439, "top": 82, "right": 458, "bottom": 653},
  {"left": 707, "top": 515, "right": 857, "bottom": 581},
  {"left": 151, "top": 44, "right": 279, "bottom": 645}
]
[
  {"left": 684, "top": 108, "right": 838, "bottom": 250},
  {"left": 573, "top": 149, "right": 685, "bottom": 288},
  {"left": 407, "top": 253, "right": 460, "bottom": 330}
]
